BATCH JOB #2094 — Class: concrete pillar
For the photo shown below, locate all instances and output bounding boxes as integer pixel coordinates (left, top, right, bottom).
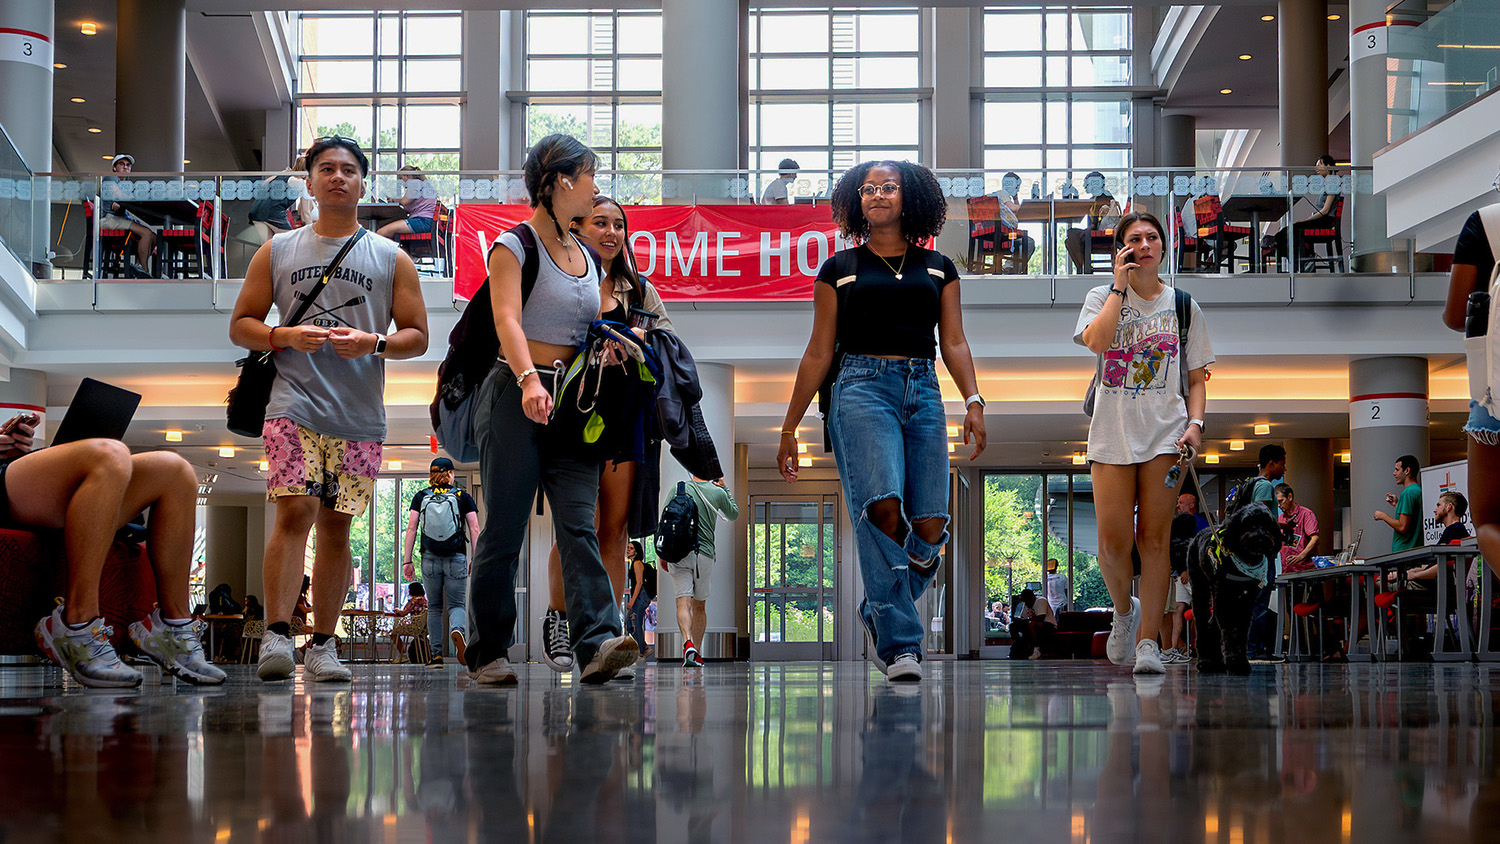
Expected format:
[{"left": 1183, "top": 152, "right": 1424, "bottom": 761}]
[
  {"left": 929, "top": 7, "right": 975, "bottom": 170},
  {"left": 656, "top": 362, "right": 738, "bottom": 659},
  {"left": 1161, "top": 115, "right": 1197, "bottom": 169},
  {"left": 0, "top": 2, "right": 53, "bottom": 269},
  {"left": 1284, "top": 439, "right": 1335, "bottom": 555},
  {"left": 116, "top": 0, "right": 186, "bottom": 171},
  {"left": 1277, "top": 0, "right": 1329, "bottom": 167},
  {"left": 733, "top": 441, "right": 749, "bottom": 657},
  {"left": 462, "top": 11, "right": 507, "bottom": 172},
  {"left": 263, "top": 107, "right": 292, "bottom": 171},
  {"left": 0, "top": 368, "right": 45, "bottom": 438},
  {"left": 1349, "top": 357, "right": 1429, "bottom": 555},
  {"left": 662, "top": 0, "right": 738, "bottom": 201},
  {"left": 1348, "top": 0, "right": 1415, "bottom": 270},
  {"left": 206, "top": 506, "right": 249, "bottom": 603}
]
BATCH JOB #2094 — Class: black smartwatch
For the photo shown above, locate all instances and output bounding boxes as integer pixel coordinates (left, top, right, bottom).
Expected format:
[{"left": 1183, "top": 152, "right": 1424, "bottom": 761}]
[{"left": 373, "top": 334, "right": 387, "bottom": 356}]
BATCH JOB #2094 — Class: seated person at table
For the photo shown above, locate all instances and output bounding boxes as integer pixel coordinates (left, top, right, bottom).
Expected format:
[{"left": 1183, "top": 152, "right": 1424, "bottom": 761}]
[
  {"left": 208, "top": 582, "right": 243, "bottom": 615},
  {"left": 377, "top": 165, "right": 438, "bottom": 239},
  {"left": 1065, "top": 171, "right": 1121, "bottom": 274},
  {"left": 760, "top": 158, "right": 799, "bottom": 204},
  {"left": 9, "top": 412, "right": 226, "bottom": 687},
  {"left": 1007, "top": 588, "right": 1056, "bottom": 660},
  {"left": 1385, "top": 492, "right": 1471, "bottom": 590},
  {"left": 996, "top": 172, "right": 1036, "bottom": 267},
  {"left": 100, "top": 153, "right": 158, "bottom": 277},
  {"left": 243, "top": 594, "right": 265, "bottom": 621},
  {"left": 1264, "top": 155, "right": 1340, "bottom": 266},
  {"left": 248, "top": 156, "right": 311, "bottom": 235},
  {"left": 388, "top": 582, "right": 429, "bottom": 661}
]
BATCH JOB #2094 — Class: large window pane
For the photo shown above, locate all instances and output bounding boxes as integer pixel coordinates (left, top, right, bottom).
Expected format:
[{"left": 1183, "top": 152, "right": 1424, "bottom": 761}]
[
  {"left": 853, "top": 103, "right": 918, "bottom": 147},
  {"left": 1072, "top": 55, "right": 1131, "bottom": 86},
  {"left": 985, "top": 13, "right": 1042, "bottom": 51},
  {"left": 760, "top": 103, "right": 830, "bottom": 147},
  {"left": 985, "top": 101, "right": 1043, "bottom": 145},
  {"left": 405, "top": 16, "right": 461, "bottom": 55},
  {"left": 617, "top": 58, "right": 662, "bottom": 90},
  {"left": 617, "top": 103, "right": 662, "bottom": 148},
  {"left": 852, "top": 57, "right": 918, "bottom": 89},
  {"left": 301, "top": 60, "right": 373, "bottom": 94},
  {"left": 617, "top": 15, "right": 662, "bottom": 54},
  {"left": 760, "top": 58, "right": 830, "bottom": 90},
  {"left": 403, "top": 105, "right": 460, "bottom": 149},
  {"left": 1075, "top": 12, "right": 1130, "bottom": 51},
  {"left": 760, "top": 14, "right": 830, "bottom": 53},
  {"left": 528, "top": 58, "right": 593, "bottom": 91},
  {"left": 1072, "top": 99, "right": 1131, "bottom": 145},
  {"left": 984, "top": 57, "right": 1042, "bottom": 88},
  {"left": 984, "top": 475, "right": 1046, "bottom": 614},
  {"left": 299, "top": 105, "right": 373, "bottom": 150},
  {"left": 858, "top": 13, "right": 918, "bottom": 52},
  {"left": 527, "top": 104, "right": 589, "bottom": 146},
  {"left": 404, "top": 59, "right": 461, "bottom": 92},
  {"left": 302, "top": 17, "right": 373, "bottom": 56},
  {"left": 527, "top": 15, "right": 589, "bottom": 53}
]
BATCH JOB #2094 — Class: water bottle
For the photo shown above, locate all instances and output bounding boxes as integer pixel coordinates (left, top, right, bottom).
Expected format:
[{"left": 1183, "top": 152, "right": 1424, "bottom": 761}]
[
  {"left": 1467, "top": 291, "right": 1490, "bottom": 338},
  {"left": 1466, "top": 290, "right": 1491, "bottom": 403}
]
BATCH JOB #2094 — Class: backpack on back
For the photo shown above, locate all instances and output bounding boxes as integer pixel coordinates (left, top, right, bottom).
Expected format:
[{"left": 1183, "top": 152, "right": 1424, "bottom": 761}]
[
  {"left": 655, "top": 481, "right": 699, "bottom": 564},
  {"left": 1223, "top": 476, "right": 1271, "bottom": 517},
  {"left": 430, "top": 224, "right": 600, "bottom": 462},
  {"left": 420, "top": 488, "right": 463, "bottom": 544}
]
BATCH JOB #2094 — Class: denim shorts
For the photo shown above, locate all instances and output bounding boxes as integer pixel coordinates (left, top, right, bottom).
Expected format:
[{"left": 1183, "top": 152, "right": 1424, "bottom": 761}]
[
  {"left": 1468, "top": 401, "right": 1500, "bottom": 446},
  {"left": 407, "top": 216, "right": 435, "bottom": 234}
]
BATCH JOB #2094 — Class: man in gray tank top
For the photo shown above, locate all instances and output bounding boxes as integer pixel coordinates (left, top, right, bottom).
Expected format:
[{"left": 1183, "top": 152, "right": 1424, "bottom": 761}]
[{"left": 230, "top": 137, "right": 428, "bottom": 684}]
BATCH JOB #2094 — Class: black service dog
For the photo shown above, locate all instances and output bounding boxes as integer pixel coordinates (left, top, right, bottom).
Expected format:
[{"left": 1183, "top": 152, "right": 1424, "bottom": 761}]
[{"left": 1188, "top": 502, "right": 1283, "bottom": 674}]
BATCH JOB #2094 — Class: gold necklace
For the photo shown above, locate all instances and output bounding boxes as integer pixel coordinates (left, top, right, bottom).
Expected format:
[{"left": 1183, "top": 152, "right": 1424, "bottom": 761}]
[{"left": 874, "top": 248, "right": 907, "bottom": 280}]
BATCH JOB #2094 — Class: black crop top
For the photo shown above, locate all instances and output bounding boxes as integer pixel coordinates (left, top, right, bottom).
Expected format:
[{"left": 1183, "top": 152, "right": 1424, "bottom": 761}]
[{"left": 815, "top": 245, "right": 959, "bottom": 360}]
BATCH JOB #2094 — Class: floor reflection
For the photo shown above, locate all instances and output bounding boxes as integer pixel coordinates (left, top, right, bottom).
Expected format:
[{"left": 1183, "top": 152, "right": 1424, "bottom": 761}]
[{"left": 0, "top": 661, "right": 1499, "bottom": 842}]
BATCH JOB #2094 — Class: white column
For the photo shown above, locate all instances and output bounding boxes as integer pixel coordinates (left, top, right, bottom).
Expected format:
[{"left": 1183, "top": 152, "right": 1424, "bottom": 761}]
[
  {"left": 662, "top": 0, "right": 739, "bottom": 200},
  {"left": 0, "top": 2, "right": 53, "bottom": 268},
  {"left": 1349, "top": 357, "right": 1429, "bottom": 554}
]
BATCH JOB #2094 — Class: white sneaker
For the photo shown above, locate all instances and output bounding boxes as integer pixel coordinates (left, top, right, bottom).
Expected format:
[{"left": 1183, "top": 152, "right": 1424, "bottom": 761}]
[
  {"left": 34, "top": 604, "right": 142, "bottom": 689},
  {"left": 304, "top": 640, "right": 352, "bottom": 682},
  {"left": 1106, "top": 597, "right": 1141, "bottom": 665},
  {"left": 612, "top": 663, "right": 637, "bottom": 682},
  {"left": 1133, "top": 639, "right": 1166, "bottom": 675},
  {"left": 257, "top": 630, "right": 297, "bottom": 681},
  {"left": 886, "top": 653, "right": 923, "bottom": 682},
  {"left": 129, "top": 610, "right": 227, "bottom": 685},
  {"left": 580, "top": 635, "right": 638, "bottom": 685},
  {"left": 471, "top": 656, "right": 518, "bottom": 685}
]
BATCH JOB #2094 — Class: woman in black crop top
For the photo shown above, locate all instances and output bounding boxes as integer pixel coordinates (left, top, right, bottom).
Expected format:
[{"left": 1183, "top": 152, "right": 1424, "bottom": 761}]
[
  {"left": 776, "top": 160, "right": 987, "bottom": 683},
  {"left": 535, "top": 196, "right": 675, "bottom": 675}
]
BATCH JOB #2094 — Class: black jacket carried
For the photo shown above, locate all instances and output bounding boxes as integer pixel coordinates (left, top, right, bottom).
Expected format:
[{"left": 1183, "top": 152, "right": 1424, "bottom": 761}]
[{"left": 628, "top": 330, "right": 722, "bottom": 537}]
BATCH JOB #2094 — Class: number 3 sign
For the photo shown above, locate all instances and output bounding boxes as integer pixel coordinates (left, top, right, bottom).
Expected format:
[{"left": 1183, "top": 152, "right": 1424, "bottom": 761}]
[{"left": 0, "top": 27, "right": 52, "bottom": 70}]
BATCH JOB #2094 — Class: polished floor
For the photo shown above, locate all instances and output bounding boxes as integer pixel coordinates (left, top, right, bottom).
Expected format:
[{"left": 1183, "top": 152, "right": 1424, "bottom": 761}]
[{"left": 2, "top": 658, "right": 1500, "bottom": 843}]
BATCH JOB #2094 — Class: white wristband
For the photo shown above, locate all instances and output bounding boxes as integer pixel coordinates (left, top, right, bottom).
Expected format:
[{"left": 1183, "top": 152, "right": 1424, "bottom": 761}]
[
  {"left": 1188, "top": 418, "right": 1205, "bottom": 433},
  {"left": 964, "top": 394, "right": 985, "bottom": 409}
]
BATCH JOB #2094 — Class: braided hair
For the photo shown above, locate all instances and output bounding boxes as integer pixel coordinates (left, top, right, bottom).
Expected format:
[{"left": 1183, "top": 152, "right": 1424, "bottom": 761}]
[{"left": 524, "top": 134, "right": 600, "bottom": 243}]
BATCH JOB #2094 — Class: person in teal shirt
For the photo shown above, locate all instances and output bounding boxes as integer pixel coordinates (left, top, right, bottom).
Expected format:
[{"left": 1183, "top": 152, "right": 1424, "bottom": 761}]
[{"left": 1376, "top": 454, "right": 1423, "bottom": 552}]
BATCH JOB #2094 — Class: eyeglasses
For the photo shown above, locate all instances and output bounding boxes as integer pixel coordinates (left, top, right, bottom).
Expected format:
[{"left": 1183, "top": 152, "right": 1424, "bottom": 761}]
[{"left": 858, "top": 183, "right": 900, "bottom": 199}]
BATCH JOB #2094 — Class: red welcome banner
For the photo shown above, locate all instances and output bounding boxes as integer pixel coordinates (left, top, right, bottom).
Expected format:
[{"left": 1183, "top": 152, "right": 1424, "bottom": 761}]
[{"left": 452, "top": 204, "right": 845, "bottom": 302}]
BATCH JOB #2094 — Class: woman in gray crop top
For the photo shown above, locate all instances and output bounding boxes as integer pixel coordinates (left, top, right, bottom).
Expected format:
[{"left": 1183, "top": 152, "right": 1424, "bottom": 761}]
[{"left": 464, "top": 134, "right": 638, "bottom": 686}]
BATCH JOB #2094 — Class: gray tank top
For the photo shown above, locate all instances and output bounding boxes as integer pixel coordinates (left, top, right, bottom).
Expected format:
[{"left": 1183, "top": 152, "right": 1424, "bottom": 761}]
[
  {"left": 495, "top": 222, "right": 600, "bottom": 346},
  {"left": 265, "top": 226, "right": 398, "bottom": 441}
]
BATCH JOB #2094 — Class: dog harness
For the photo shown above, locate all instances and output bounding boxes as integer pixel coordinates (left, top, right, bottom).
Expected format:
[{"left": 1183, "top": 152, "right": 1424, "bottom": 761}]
[{"left": 1203, "top": 528, "right": 1269, "bottom": 588}]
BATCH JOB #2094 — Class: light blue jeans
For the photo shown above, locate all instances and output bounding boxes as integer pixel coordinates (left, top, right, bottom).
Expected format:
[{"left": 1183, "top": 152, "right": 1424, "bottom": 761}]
[
  {"left": 828, "top": 354, "right": 951, "bottom": 664},
  {"left": 422, "top": 551, "right": 468, "bottom": 655}
]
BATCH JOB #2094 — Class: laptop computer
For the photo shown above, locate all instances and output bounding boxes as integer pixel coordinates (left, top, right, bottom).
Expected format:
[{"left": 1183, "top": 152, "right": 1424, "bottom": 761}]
[{"left": 52, "top": 378, "right": 141, "bottom": 445}]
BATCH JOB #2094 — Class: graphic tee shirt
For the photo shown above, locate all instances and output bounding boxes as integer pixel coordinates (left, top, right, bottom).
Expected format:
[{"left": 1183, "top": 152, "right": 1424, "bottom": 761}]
[
  {"left": 1392, "top": 483, "right": 1423, "bottom": 553},
  {"left": 409, "top": 485, "right": 478, "bottom": 556},
  {"left": 1074, "top": 285, "right": 1214, "bottom": 464},
  {"left": 1278, "top": 504, "right": 1320, "bottom": 572}
]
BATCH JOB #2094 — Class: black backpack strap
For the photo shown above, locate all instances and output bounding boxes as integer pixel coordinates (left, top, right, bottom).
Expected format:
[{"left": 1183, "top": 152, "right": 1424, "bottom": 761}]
[
  {"left": 1174, "top": 287, "right": 1192, "bottom": 399},
  {"left": 506, "top": 222, "right": 542, "bottom": 306}
]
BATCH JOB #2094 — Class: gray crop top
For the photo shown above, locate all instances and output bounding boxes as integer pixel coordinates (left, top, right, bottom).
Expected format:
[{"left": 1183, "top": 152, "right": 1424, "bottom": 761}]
[{"left": 495, "top": 222, "right": 600, "bottom": 347}]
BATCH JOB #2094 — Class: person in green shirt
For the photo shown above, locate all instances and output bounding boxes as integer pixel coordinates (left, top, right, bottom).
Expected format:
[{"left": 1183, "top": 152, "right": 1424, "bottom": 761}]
[
  {"left": 663, "top": 476, "right": 740, "bottom": 667},
  {"left": 1376, "top": 454, "right": 1423, "bottom": 552}
]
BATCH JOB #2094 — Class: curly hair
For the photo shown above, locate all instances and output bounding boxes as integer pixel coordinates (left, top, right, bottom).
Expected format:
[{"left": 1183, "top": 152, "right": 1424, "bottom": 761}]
[{"left": 829, "top": 160, "right": 947, "bottom": 247}]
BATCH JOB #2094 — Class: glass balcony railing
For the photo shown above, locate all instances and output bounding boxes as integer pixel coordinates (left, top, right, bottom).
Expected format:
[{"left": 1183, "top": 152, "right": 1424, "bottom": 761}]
[
  {"left": 1387, "top": 0, "right": 1500, "bottom": 143},
  {"left": 0, "top": 123, "right": 38, "bottom": 271},
  {"left": 17, "top": 164, "right": 1391, "bottom": 287}
]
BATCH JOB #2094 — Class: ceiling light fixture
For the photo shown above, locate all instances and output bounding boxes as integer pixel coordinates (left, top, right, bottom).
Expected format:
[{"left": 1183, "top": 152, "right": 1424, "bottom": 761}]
[
  {"left": 183, "top": 159, "right": 191, "bottom": 165},
  {"left": 1340, "top": 452, "right": 1351, "bottom": 464},
  {"left": 796, "top": 442, "right": 808, "bottom": 454},
  {"left": 947, "top": 442, "right": 956, "bottom": 453},
  {"left": 1238, "top": 54, "right": 1251, "bottom": 60},
  {"left": 1220, "top": 88, "right": 1233, "bottom": 95},
  {"left": 53, "top": 62, "right": 66, "bottom": 69},
  {"left": 947, "top": 425, "right": 959, "bottom": 438},
  {"left": 258, "top": 460, "right": 269, "bottom": 472},
  {"left": 218, "top": 446, "right": 234, "bottom": 458},
  {"left": 798, "top": 457, "right": 812, "bottom": 468},
  {"left": 165, "top": 430, "right": 182, "bottom": 442},
  {"left": 1254, "top": 423, "right": 1271, "bottom": 436},
  {"left": 388, "top": 460, "right": 402, "bottom": 471},
  {"left": 1072, "top": 453, "right": 1086, "bottom": 465},
  {"left": 70, "top": 97, "right": 84, "bottom": 103},
  {"left": 1327, "top": 14, "right": 1341, "bottom": 20},
  {"left": 1205, "top": 453, "right": 1220, "bottom": 464},
  {"left": 80, "top": 22, "right": 97, "bottom": 36},
  {"left": 1261, "top": 15, "right": 1275, "bottom": 21},
  {"left": 87, "top": 127, "right": 101, "bottom": 134},
  {"left": 1229, "top": 440, "right": 1245, "bottom": 451}
]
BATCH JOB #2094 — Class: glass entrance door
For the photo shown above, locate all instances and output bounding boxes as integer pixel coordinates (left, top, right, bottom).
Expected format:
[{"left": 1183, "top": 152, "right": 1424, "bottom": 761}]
[{"left": 749, "top": 494, "right": 840, "bottom": 661}]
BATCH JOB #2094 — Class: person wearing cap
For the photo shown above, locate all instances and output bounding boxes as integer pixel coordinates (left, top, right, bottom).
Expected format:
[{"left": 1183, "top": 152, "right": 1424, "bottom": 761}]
[
  {"left": 402, "top": 457, "right": 479, "bottom": 667},
  {"left": 100, "top": 154, "right": 157, "bottom": 276},
  {"left": 760, "top": 158, "right": 800, "bottom": 205}
]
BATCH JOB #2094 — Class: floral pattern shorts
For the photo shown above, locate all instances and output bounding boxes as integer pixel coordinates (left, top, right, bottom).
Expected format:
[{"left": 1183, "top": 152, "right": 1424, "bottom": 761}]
[{"left": 263, "top": 417, "right": 382, "bottom": 515}]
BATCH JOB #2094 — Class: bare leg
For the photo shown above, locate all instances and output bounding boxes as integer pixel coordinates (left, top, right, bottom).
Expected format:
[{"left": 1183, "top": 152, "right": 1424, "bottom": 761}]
[
  {"left": 1132, "top": 454, "right": 1179, "bottom": 644},
  {"left": 676, "top": 596, "right": 694, "bottom": 646},
  {"left": 310, "top": 508, "right": 355, "bottom": 636},
  {"left": 377, "top": 219, "right": 414, "bottom": 238},
  {"left": 5, "top": 439, "right": 134, "bottom": 623},
  {"left": 866, "top": 498, "right": 905, "bottom": 543},
  {"left": 263, "top": 496, "right": 319, "bottom": 626},
  {"left": 1472, "top": 437, "right": 1500, "bottom": 579},
  {"left": 689, "top": 598, "right": 707, "bottom": 646},
  {"left": 547, "top": 544, "right": 565, "bottom": 612},
  {"left": 120, "top": 452, "right": 199, "bottom": 619},
  {"left": 595, "top": 461, "right": 635, "bottom": 600},
  {"left": 1089, "top": 462, "right": 1141, "bottom": 615},
  {"left": 129, "top": 222, "right": 155, "bottom": 268}
]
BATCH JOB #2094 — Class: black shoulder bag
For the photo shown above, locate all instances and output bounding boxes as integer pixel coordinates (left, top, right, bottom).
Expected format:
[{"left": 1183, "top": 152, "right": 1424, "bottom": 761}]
[{"left": 226, "top": 227, "right": 367, "bottom": 437}]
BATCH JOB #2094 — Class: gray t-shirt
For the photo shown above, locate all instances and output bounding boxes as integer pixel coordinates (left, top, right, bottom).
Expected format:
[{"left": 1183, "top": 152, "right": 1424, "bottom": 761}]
[
  {"left": 495, "top": 222, "right": 599, "bottom": 347},
  {"left": 685, "top": 479, "right": 740, "bottom": 558},
  {"left": 265, "top": 226, "right": 398, "bottom": 442},
  {"left": 1074, "top": 284, "right": 1214, "bottom": 465}
]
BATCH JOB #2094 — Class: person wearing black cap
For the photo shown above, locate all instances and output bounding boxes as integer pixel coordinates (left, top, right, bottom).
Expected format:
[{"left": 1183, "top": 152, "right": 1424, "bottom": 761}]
[
  {"left": 402, "top": 457, "right": 479, "bottom": 667},
  {"left": 760, "top": 158, "right": 800, "bottom": 205},
  {"left": 100, "top": 153, "right": 157, "bottom": 276}
]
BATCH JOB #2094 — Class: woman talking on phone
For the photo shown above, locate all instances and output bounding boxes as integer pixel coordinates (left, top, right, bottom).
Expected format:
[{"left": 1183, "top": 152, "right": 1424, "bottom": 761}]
[
  {"left": 776, "top": 160, "right": 987, "bottom": 682},
  {"left": 1075, "top": 212, "right": 1213, "bottom": 674}
]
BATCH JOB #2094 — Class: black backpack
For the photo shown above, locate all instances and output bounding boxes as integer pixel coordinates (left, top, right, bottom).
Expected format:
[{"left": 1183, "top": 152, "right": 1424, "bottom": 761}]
[
  {"left": 1224, "top": 475, "right": 1272, "bottom": 517},
  {"left": 430, "top": 223, "right": 600, "bottom": 462},
  {"left": 655, "top": 481, "right": 699, "bottom": 563}
]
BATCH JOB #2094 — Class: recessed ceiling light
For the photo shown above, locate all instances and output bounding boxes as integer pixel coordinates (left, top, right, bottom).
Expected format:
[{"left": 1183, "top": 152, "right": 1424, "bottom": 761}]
[
  {"left": 1254, "top": 423, "right": 1271, "bottom": 436},
  {"left": 798, "top": 457, "right": 812, "bottom": 467},
  {"left": 259, "top": 460, "right": 269, "bottom": 472},
  {"left": 101, "top": 154, "right": 111, "bottom": 159},
  {"left": 947, "top": 441, "right": 956, "bottom": 453},
  {"left": 183, "top": 159, "right": 191, "bottom": 165},
  {"left": 388, "top": 460, "right": 402, "bottom": 471},
  {"left": 1327, "top": 14, "right": 1341, "bottom": 21},
  {"left": 87, "top": 127, "right": 101, "bottom": 133},
  {"left": 1220, "top": 88, "right": 1233, "bottom": 94},
  {"left": 70, "top": 97, "right": 84, "bottom": 103},
  {"left": 218, "top": 446, "right": 235, "bottom": 458},
  {"left": 1072, "top": 453, "right": 1086, "bottom": 465},
  {"left": 165, "top": 430, "right": 182, "bottom": 442},
  {"left": 53, "top": 62, "right": 66, "bottom": 69},
  {"left": 1230, "top": 440, "right": 1245, "bottom": 451},
  {"left": 1340, "top": 452, "right": 1351, "bottom": 464},
  {"left": 80, "top": 22, "right": 97, "bottom": 36},
  {"left": 1238, "top": 54, "right": 1252, "bottom": 61},
  {"left": 1261, "top": 15, "right": 1275, "bottom": 22},
  {"left": 1205, "top": 454, "right": 1220, "bottom": 464}
]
